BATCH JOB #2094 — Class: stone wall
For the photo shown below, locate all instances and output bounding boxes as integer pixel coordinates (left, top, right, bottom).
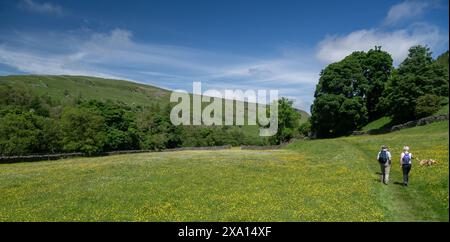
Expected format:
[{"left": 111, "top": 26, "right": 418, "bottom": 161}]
[
  {"left": 352, "top": 114, "right": 449, "bottom": 136},
  {"left": 0, "top": 145, "right": 233, "bottom": 164},
  {"left": 391, "top": 114, "right": 449, "bottom": 130},
  {"left": 240, "top": 138, "right": 303, "bottom": 150},
  {"left": 240, "top": 145, "right": 282, "bottom": 150}
]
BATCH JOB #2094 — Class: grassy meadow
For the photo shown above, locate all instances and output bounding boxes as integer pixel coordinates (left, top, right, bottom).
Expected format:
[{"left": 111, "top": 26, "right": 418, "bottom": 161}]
[{"left": 0, "top": 121, "right": 448, "bottom": 221}]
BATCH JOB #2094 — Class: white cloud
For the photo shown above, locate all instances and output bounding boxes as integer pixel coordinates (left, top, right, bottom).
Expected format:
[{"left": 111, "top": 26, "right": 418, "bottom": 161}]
[
  {"left": 0, "top": 29, "right": 319, "bottom": 110},
  {"left": 207, "top": 60, "right": 319, "bottom": 85},
  {"left": 315, "top": 0, "right": 448, "bottom": 65},
  {"left": 0, "top": 29, "right": 223, "bottom": 76},
  {"left": 20, "top": 0, "right": 63, "bottom": 15},
  {"left": 0, "top": 47, "right": 122, "bottom": 79},
  {"left": 384, "top": 0, "right": 430, "bottom": 25},
  {"left": 315, "top": 23, "right": 447, "bottom": 65}
]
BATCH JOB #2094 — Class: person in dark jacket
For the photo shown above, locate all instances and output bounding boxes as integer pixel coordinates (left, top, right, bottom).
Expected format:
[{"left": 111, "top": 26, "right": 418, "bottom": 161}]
[{"left": 377, "top": 145, "right": 392, "bottom": 185}]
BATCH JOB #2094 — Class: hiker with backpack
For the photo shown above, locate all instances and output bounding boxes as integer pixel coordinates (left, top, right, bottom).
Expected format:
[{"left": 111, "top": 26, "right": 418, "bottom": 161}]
[
  {"left": 377, "top": 145, "right": 392, "bottom": 185},
  {"left": 400, "top": 146, "right": 413, "bottom": 187}
]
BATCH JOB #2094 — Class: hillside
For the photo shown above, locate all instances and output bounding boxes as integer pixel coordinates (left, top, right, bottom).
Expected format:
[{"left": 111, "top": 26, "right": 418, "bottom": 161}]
[
  {"left": 0, "top": 121, "right": 447, "bottom": 221},
  {"left": 0, "top": 74, "right": 309, "bottom": 122},
  {"left": 0, "top": 75, "right": 171, "bottom": 107},
  {"left": 0, "top": 75, "right": 310, "bottom": 152},
  {"left": 436, "top": 51, "right": 449, "bottom": 71}
]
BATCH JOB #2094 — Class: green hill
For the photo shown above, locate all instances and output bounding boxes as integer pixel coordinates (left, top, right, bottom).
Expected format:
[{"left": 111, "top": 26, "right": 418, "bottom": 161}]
[
  {"left": 436, "top": 51, "right": 449, "bottom": 71},
  {"left": 0, "top": 75, "right": 309, "bottom": 149},
  {"left": 0, "top": 75, "right": 171, "bottom": 107},
  {"left": 0, "top": 74, "right": 309, "bottom": 122},
  {"left": 0, "top": 121, "right": 447, "bottom": 221}
]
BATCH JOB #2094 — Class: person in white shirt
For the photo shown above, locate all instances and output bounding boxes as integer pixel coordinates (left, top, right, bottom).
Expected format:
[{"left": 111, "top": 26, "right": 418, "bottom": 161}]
[
  {"left": 400, "top": 146, "right": 413, "bottom": 187},
  {"left": 377, "top": 145, "right": 392, "bottom": 185}
]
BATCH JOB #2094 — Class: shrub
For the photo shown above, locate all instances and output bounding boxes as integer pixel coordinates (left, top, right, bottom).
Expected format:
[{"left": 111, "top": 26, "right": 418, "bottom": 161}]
[
  {"left": 61, "top": 107, "right": 106, "bottom": 154},
  {"left": 0, "top": 112, "right": 41, "bottom": 156},
  {"left": 415, "top": 94, "right": 442, "bottom": 118},
  {"left": 298, "top": 120, "right": 311, "bottom": 137}
]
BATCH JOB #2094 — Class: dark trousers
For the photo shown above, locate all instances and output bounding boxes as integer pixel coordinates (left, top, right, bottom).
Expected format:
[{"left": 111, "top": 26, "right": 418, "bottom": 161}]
[{"left": 402, "top": 164, "right": 412, "bottom": 184}]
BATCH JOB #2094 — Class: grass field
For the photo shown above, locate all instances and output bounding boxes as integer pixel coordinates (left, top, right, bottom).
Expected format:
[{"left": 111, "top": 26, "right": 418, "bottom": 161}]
[{"left": 0, "top": 121, "right": 448, "bottom": 221}]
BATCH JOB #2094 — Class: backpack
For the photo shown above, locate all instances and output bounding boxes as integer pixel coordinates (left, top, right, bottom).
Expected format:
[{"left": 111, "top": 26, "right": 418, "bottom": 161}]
[
  {"left": 378, "top": 150, "right": 388, "bottom": 164},
  {"left": 402, "top": 153, "right": 411, "bottom": 165}
]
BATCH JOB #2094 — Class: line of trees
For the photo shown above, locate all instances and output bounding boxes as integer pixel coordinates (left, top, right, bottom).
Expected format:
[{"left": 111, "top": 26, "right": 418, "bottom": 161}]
[
  {"left": 310, "top": 45, "right": 448, "bottom": 138},
  {"left": 0, "top": 84, "right": 303, "bottom": 156}
]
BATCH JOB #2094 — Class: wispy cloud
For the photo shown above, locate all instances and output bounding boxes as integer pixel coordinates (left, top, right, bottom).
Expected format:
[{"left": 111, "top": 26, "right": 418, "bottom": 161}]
[
  {"left": 0, "top": 28, "right": 318, "bottom": 111},
  {"left": 316, "top": 23, "right": 447, "bottom": 65},
  {"left": 20, "top": 0, "right": 63, "bottom": 15},
  {"left": 315, "top": 0, "right": 448, "bottom": 66},
  {"left": 384, "top": 0, "right": 432, "bottom": 25}
]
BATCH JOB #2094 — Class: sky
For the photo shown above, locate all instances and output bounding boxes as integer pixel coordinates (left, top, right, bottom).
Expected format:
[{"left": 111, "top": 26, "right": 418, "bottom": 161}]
[{"left": 0, "top": 0, "right": 448, "bottom": 111}]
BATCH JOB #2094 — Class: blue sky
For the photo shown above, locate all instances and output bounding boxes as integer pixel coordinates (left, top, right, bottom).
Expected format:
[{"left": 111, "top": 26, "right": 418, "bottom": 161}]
[{"left": 0, "top": 0, "right": 448, "bottom": 111}]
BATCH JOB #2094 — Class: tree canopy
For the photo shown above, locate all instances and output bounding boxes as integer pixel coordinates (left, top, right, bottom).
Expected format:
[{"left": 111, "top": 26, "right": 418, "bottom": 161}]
[
  {"left": 379, "top": 46, "right": 448, "bottom": 123},
  {"left": 311, "top": 45, "right": 448, "bottom": 138},
  {"left": 311, "top": 48, "right": 392, "bottom": 137},
  {"left": 269, "top": 97, "right": 301, "bottom": 144}
]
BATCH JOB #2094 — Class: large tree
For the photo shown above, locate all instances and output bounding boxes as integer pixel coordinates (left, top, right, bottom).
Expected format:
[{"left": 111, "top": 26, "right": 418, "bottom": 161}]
[
  {"left": 60, "top": 107, "right": 107, "bottom": 154},
  {"left": 0, "top": 110, "right": 60, "bottom": 156},
  {"left": 379, "top": 46, "right": 449, "bottom": 123},
  {"left": 363, "top": 48, "right": 393, "bottom": 120},
  {"left": 310, "top": 47, "right": 394, "bottom": 137},
  {"left": 270, "top": 97, "right": 301, "bottom": 144},
  {"left": 310, "top": 49, "right": 390, "bottom": 138},
  {"left": 310, "top": 94, "right": 345, "bottom": 138},
  {"left": 314, "top": 51, "right": 368, "bottom": 98}
]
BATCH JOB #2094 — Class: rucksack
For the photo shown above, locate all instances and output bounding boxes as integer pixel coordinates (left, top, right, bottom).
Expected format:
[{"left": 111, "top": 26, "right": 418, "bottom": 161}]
[
  {"left": 378, "top": 150, "right": 388, "bottom": 164},
  {"left": 402, "top": 153, "right": 411, "bottom": 164}
]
